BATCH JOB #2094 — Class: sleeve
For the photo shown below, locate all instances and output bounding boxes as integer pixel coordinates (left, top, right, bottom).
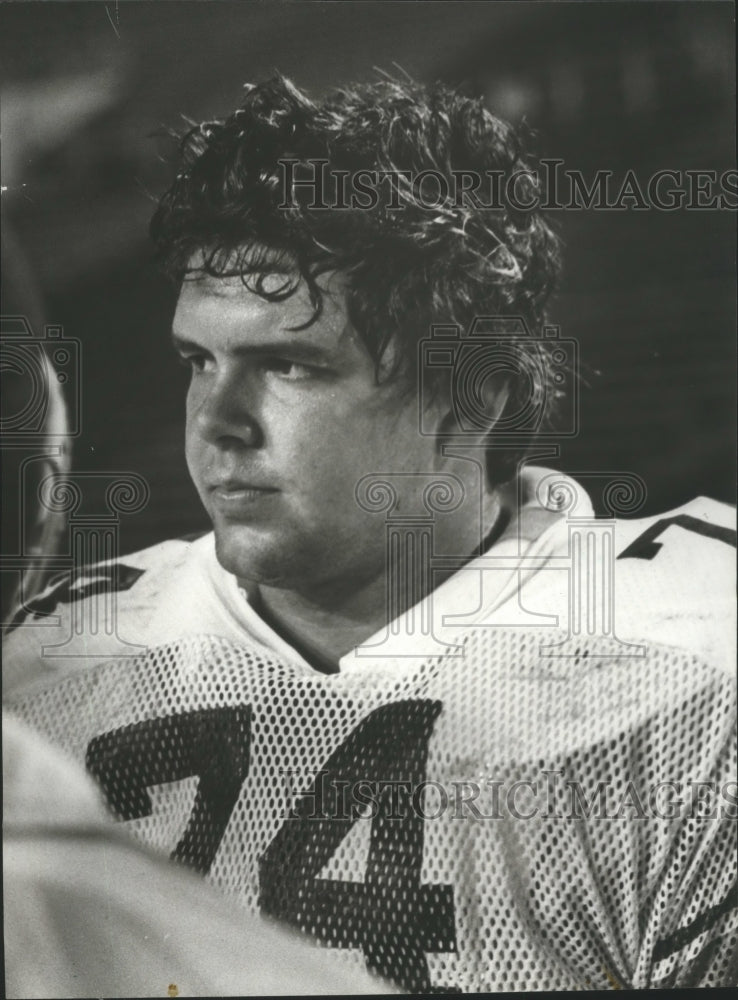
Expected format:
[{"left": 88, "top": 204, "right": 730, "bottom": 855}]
[
  {"left": 509, "top": 647, "right": 737, "bottom": 991},
  {"left": 636, "top": 716, "right": 737, "bottom": 988}
]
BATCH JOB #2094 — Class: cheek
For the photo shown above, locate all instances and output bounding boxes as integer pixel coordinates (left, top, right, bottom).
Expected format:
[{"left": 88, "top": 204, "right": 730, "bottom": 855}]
[
  {"left": 184, "top": 418, "right": 207, "bottom": 484},
  {"left": 183, "top": 411, "right": 196, "bottom": 454},
  {"left": 307, "top": 419, "right": 429, "bottom": 508},
  {"left": 184, "top": 385, "right": 202, "bottom": 432}
]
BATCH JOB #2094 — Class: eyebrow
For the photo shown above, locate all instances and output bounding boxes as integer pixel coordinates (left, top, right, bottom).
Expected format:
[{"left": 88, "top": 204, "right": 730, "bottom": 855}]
[{"left": 170, "top": 330, "right": 334, "bottom": 364}]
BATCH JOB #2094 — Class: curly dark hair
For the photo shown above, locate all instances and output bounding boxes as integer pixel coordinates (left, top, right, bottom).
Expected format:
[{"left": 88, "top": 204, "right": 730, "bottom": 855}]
[{"left": 151, "top": 74, "right": 563, "bottom": 487}]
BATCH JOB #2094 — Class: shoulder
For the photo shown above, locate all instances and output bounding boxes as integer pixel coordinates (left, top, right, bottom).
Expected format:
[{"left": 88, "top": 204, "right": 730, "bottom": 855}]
[
  {"left": 611, "top": 496, "right": 735, "bottom": 669},
  {"left": 614, "top": 495, "right": 735, "bottom": 562},
  {"left": 493, "top": 491, "right": 735, "bottom": 674},
  {"left": 2, "top": 534, "right": 213, "bottom": 700},
  {"left": 8, "top": 535, "right": 196, "bottom": 621}
]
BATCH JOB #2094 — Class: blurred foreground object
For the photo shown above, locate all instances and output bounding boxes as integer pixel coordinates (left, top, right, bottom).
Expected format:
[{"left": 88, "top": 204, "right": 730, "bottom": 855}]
[
  {"left": 3, "top": 712, "right": 390, "bottom": 998},
  {"left": 1, "top": 57, "right": 121, "bottom": 621},
  {"left": 0, "top": 256, "right": 72, "bottom": 624}
]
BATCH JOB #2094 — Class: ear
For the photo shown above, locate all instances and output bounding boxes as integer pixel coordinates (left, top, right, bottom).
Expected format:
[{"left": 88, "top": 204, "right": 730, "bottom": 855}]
[{"left": 431, "top": 376, "right": 512, "bottom": 453}]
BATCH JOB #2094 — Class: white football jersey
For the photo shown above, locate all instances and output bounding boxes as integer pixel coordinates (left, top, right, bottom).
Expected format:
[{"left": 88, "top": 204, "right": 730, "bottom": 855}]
[{"left": 4, "top": 468, "right": 736, "bottom": 992}]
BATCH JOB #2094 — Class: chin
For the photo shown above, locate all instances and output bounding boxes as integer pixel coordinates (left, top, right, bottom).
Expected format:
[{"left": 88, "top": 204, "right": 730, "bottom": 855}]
[{"left": 212, "top": 525, "right": 297, "bottom": 587}]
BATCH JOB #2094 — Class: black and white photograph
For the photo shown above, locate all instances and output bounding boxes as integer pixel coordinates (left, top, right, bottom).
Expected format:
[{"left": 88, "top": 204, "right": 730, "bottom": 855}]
[{"left": 2, "top": 1, "right": 736, "bottom": 995}]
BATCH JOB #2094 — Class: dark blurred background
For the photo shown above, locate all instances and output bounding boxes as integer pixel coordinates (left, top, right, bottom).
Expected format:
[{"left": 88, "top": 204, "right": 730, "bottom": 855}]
[{"left": 2, "top": 0, "right": 735, "bottom": 555}]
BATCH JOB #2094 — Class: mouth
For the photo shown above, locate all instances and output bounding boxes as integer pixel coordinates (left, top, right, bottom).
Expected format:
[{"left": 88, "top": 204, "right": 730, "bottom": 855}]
[{"left": 208, "top": 481, "right": 280, "bottom": 511}]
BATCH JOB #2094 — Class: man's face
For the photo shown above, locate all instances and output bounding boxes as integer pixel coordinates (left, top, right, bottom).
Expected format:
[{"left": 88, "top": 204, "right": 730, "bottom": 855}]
[{"left": 173, "top": 268, "right": 443, "bottom": 595}]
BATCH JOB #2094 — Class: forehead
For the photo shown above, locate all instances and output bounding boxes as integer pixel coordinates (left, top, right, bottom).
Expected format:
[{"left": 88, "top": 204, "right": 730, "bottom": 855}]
[{"left": 173, "top": 269, "right": 351, "bottom": 350}]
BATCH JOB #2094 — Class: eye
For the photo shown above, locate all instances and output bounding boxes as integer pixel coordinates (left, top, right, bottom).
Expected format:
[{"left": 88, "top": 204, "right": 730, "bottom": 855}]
[
  {"left": 176, "top": 352, "right": 211, "bottom": 374},
  {"left": 264, "top": 357, "right": 315, "bottom": 381}
]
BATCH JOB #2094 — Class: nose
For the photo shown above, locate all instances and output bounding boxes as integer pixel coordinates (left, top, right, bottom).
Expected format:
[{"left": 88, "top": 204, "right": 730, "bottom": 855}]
[{"left": 189, "top": 371, "right": 262, "bottom": 449}]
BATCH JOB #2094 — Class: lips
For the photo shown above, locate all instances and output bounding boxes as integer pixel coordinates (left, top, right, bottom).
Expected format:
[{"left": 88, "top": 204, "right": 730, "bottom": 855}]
[
  {"left": 209, "top": 479, "right": 277, "bottom": 492},
  {"left": 207, "top": 479, "right": 279, "bottom": 512}
]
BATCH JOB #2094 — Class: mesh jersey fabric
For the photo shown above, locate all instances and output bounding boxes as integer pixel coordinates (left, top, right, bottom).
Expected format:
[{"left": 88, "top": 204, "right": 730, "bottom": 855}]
[{"left": 4, "top": 468, "right": 736, "bottom": 991}]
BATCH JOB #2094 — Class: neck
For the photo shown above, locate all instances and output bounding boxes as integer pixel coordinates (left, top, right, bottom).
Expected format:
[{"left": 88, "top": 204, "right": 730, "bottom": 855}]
[
  {"left": 252, "top": 575, "right": 388, "bottom": 673},
  {"left": 248, "top": 489, "right": 507, "bottom": 673}
]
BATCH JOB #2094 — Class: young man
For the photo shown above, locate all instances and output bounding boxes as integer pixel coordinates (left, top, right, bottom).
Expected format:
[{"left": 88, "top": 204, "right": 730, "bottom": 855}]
[{"left": 4, "top": 77, "right": 736, "bottom": 991}]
